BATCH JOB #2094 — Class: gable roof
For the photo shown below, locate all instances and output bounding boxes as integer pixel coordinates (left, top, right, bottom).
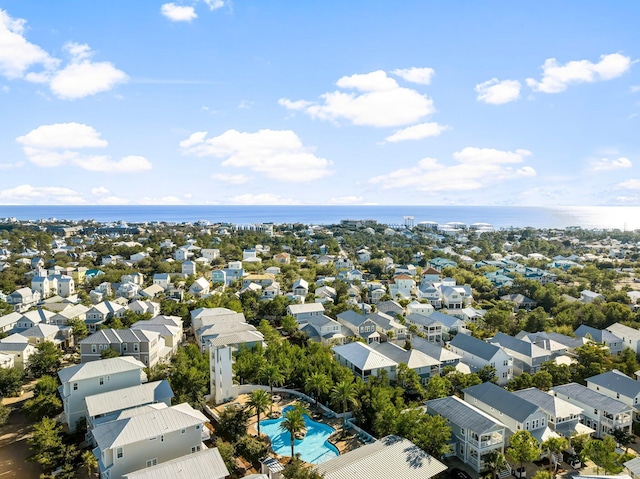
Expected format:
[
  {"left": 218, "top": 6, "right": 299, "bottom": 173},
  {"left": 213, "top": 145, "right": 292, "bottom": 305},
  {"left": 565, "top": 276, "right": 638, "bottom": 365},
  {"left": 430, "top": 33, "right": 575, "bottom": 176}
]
[
  {"left": 606, "top": 323, "right": 640, "bottom": 342},
  {"left": 586, "top": 369, "right": 640, "bottom": 398},
  {"left": 370, "top": 342, "right": 439, "bottom": 369},
  {"left": 92, "top": 402, "right": 207, "bottom": 449},
  {"left": 552, "top": 382, "right": 631, "bottom": 414},
  {"left": 512, "top": 387, "right": 583, "bottom": 419},
  {"left": 425, "top": 395, "right": 505, "bottom": 433},
  {"left": 450, "top": 333, "right": 503, "bottom": 361},
  {"left": 332, "top": 342, "right": 397, "bottom": 371},
  {"left": 85, "top": 380, "right": 174, "bottom": 418},
  {"left": 491, "top": 332, "right": 549, "bottom": 359},
  {"left": 123, "top": 448, "right": 229, "bottom": 479},
  {"left": 58, "top": 356, "right": 145, "bottom": 384},
  {"left": 574, "top": 325, "right": 622, "bottom": 344},
  {"left": 316, "top": 435, "right": 446, "bottom": 479},
  {"left": 463, "top": 381, "right": 540, "bottom": 423}
]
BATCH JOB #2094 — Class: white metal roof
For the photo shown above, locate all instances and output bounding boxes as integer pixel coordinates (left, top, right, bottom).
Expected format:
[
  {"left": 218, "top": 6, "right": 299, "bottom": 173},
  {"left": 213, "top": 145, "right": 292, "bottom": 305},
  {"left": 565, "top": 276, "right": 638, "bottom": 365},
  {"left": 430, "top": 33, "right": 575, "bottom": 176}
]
[
  {"left": 58, "top": 356, "right": 145, "bottom": 384},
  {"left": 123, "top": 448, "right": 229, "bottom": 479},
  {"left": 332, "top": 342, "right": 397, "bottom": 371},
  {"left": 316, "top": 435, "right": 447, "bottom": 479},
  {"left": 85, "top": 380, "right": 174, "bottom": 418}
]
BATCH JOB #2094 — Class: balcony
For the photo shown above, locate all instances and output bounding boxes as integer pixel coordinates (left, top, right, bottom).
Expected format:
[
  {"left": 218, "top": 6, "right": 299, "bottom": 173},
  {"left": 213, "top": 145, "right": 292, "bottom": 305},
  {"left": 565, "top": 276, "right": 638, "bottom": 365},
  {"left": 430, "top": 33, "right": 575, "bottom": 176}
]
[{"left": 468, "top": 433, "right": 503, "bottom": 449}]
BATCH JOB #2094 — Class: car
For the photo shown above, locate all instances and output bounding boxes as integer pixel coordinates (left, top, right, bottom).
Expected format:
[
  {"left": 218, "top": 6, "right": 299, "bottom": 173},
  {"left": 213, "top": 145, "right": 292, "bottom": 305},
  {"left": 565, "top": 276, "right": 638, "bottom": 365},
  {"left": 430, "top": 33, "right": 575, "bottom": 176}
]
[{"left": 450, "top": 468, "right": 473, "bottom": 479}]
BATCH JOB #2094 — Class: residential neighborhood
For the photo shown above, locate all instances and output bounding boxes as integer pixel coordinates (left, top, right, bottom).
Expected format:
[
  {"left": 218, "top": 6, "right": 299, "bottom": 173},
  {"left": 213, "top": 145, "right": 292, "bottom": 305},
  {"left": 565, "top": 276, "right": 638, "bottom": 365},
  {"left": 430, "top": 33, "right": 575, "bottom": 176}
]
[{"left": 3, "top": 217, "right": 640, "bottom": 478}]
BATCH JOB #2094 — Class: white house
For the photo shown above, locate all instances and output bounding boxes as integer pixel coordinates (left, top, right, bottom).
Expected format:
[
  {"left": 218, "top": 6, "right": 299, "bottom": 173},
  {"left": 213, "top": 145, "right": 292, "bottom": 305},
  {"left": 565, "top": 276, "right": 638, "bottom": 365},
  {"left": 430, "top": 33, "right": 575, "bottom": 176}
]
[
  {"left": 605, "top": 323, "right": 640, "bottom": 356},
  {"left": 92, "top": 402, "right": 208, "bottom": 479},
  {"left": 286, "top": 303, "right": 325, "bottom": 323},
  {"left": 122, "top": 448, "right": 229, "bottom": 479},
  {"left": 586, "top": 369, "right": 640, "bottom": 421},
  {"left": 182, "top": 260, "right": 196, "bottom": 277},
  {"left": 58, "top": 356, "right": 147, "bottom": 432},
  {"left": 449, "top": 333, "right": 513, "bottom": 385},
  {"left": 0, "top": 333, "right": 36, "bottom": 370},
  {"left": 332, "top": 341, "right": 397, "bottom": 381},
  {"left": 551, "top": 382, "right": 633, "bottom": 438}
]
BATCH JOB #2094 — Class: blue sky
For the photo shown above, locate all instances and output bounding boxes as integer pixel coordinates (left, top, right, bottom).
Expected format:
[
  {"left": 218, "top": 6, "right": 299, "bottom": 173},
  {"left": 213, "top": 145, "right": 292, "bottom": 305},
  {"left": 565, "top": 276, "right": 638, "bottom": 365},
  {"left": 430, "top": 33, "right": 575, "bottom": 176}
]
[{"left": 0, "top": 1, "right": 638, "bottom": 206}]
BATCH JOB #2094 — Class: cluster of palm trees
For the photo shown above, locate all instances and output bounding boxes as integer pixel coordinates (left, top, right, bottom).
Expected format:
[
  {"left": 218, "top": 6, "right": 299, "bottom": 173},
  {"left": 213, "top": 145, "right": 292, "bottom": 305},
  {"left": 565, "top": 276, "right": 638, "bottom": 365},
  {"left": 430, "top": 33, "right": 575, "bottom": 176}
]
[{"left": 246, "top": 373, "right": 360, "bottom": 459}]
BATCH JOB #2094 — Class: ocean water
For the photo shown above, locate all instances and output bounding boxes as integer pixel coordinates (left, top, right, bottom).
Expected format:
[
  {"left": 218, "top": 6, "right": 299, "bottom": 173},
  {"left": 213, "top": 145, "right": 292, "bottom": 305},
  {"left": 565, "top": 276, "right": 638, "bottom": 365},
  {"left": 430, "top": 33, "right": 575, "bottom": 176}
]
[{"left": 1, "top": 205, "right": 640, "bottom": 230}]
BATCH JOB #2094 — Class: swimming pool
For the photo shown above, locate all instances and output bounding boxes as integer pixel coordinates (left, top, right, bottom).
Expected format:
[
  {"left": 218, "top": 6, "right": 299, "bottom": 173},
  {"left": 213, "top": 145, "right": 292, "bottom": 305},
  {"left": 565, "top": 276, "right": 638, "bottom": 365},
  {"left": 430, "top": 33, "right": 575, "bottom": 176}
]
[{"left": 259, "top": 406, "right": 339, "bottom": 464}]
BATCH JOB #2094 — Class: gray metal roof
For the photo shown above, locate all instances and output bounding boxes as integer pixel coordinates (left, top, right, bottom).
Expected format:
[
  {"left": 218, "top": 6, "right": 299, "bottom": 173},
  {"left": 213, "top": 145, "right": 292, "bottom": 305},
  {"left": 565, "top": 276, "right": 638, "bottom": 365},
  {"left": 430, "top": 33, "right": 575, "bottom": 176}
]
[
  {"left": 551, "top": 382, "right": 631, "bottom": 414},
  {"left": 463, "top": 382, "right": 540, "bottom": 423},
  {"left": 450, "top": 332, "right": 502, "bottom": 361},
  {"left": 586, "top": 369, "right": 640, "bottom": 398},
  {"left": 371, "top": 342, "right": 439, "bottom": 369},
  {"left": 574, "top": 325, "right": 622, "bottom": 344},
  {"left": 85, "top": 380, "right": 174, "bottom": 417},
  {"left": 491, "top": 332, "right": 549, "bottom": 359},
  {"left": 123, "top": 447, "right": 229, "bottom": 479},
  {"left": 332, "top": 342, "right": 397, "bottom": 371},
  {"left": 512, "top": 387, "right": 583, "bottom": 419},
  {"left": 425, "top": 395, "right": 505, "bottom": 433},
  {"left": 316, "top": 435, "right": 447, "bottom": 479}
]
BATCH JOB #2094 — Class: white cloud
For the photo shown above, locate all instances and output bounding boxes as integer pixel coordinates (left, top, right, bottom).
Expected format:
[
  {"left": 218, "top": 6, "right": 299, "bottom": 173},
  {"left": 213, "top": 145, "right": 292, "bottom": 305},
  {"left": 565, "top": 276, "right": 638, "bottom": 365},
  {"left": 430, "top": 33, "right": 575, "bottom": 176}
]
[
  {"left": 16, "top": 122, "right": 151, "bottom": 172},
  {"left": 180, "top": 129, "right": 333, "bottom": 182},
  {"left": 526, "top": 53, "right": 632, "bottom": 93},
  {"left": 0, "top": 184, "right": 85, "bottom": 204},
  {"left": 228, "top": 193, "right": 301, "bottom": 205},
  {"left": 369, "top": 147, "right": 535, "bottom": 191},
  {"left": 590, "top": 157, "right": 632, "bottom": 172},
  {"left": 384, "top": 122, "right": 450, "bottom": 142},
  {"left": 0, "top": 9, "right": 59, "bottom": 79},
  {"left": 139, "top": 196, "right": 186, "bottom": 205},
  {"left": 238, "top": 100, "right": 253, "bottom": 109},
  {"left": 617, "top": 179, "right": 640, "bottom": 190},
  {"left": 161, "top": 3, "right": 197, "bottom": 22},
  {"left": 326, "top": 196, "right": 364, "bottom": 205},
  {"left": 631, "top": 85, "right": 640, "bottom": 93},
  {"left": 203, "top": 0, "right": 225, "bottom": 10},
  {"left": 279, "top": 70, "right": 435, "bottom": 127},
  {"left": 336, "top": 70, "right": 399, "bottom": 91},
  {"left": 91, "top": 186, "right": 110, "bottom": 196},
  {"left": 391, "top": 67, "right": 435, "bottom": 85},
  {"left": 475, "top": 78, "right": 521, "bottom": 104},
  {"left": 0, "top": 161, "right": 23, "bottom": 170},
  {"left": 0, "top": 11, "right": 126, "bottom": 99},
  {"left": 17, "top": 122, "right": 108, "bottom": 150},
  {"left": 211, "top": 173, "right": 252, "bottom": 184},
  {"left": 46, "top": 42, "right": 128, "bottom": 99}
]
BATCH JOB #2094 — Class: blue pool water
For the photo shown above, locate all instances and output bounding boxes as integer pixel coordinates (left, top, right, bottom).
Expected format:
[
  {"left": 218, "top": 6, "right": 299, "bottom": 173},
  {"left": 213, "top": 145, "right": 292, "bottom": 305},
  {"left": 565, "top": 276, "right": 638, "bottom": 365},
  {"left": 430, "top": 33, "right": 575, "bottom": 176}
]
[{"left": 259, "top": 407, "right": 339, "bottom": 464}]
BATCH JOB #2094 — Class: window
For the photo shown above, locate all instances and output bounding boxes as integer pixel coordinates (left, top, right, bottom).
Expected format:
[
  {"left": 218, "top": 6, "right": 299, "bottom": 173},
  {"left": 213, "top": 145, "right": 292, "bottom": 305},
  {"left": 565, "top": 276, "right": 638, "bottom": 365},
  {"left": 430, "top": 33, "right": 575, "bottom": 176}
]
[
  {"left": 116, "top": 448, "right": 123, "bottom": 459},
  {"left": 160, "top": 435, "right": 164, "bottom": 442},
  {"left": 99, "top": 377, "right": 104, "bottom": 386},
  {"left": 196, "top": 424, "right": 201, "bottom": 430},
  {"left": 146, "top": 459, "right": 157, "bottom": 467},
  {"left": 123, "top": 343, "right": 127, "bottom": 351},
  {"left": 181, "top": 428, "right": 186, "bottom": 435},
  {"left": 73, "top": 383, "right": 78, "bottom": 391},
  {"left": 134, "top": 343, "right": 139, "bottom": 352},
  {"left": 91, "top": 345, "right": 97, "bottom": 353},
  {"left": 191, "top": 446, "right": 201, "bottom": 453},
  {"left": 149, "top": 436, "right": 156, "bottom": 441}
]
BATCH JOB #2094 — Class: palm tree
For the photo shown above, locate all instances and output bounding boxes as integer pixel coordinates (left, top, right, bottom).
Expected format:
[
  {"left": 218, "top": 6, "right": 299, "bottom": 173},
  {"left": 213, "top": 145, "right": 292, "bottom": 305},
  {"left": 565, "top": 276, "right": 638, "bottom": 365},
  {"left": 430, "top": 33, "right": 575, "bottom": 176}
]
[
  {"left": 247, "top": 389, "right": 271, "bottom": 436},
  {"left": 305, "top": 372, "right": 331, "bottom": 408},
  {"left": 330, "top": 380, "right": 359, "bottom": 423},
  {"left": 280, "top": 407, "right": 306, "bottom": 458},
  {"left": 541, "top": 436, "right": 568, "bottom": 477},
  {"left": 260, "top": 364, "right": 285, "bottom": 413},
  {"left": 82, "top": 450, "right": 97, "bottom": 478}
]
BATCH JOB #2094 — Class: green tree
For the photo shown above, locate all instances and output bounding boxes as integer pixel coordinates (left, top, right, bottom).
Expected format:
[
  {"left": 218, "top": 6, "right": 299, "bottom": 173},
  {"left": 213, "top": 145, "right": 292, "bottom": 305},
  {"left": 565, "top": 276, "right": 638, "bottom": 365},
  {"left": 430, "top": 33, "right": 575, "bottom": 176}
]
[
  {"left": 168, "top": 344, "right": 209, "bottom": 407},
  {"left": 260, "top": 364, "right": 285, "bottom": 413},
  {"left": 0, "top": 366, "right": 24, "bottom": 397},
  {"left": 330, "top": 380, "right": 359, "bottom": 418},
  {"left": 280, "top": 406, "right": 306, "bottom": 458},
  {"left": 215, "top": 439, "right": 237, "bottom": 477},
  {"left": 283, "top": 456, "right": 325, "bottom": 479},
  {"left": 531, "top": 472, "right": 554, "bottom": 479},
  {"left": 484, "top": 450, "right": 507, "bottom": 479},
  {"left": 248, "top": 389, "right": 271, "bottom": 436},
  {"left": 281, "top": 315, "right": 299, "bottom": 335},
  {"left": 67, "top": 317, "right": 88, "bottom": 342},
  {"left": 531, "top": 371, "right": 553, "bottom": 391},
  {"left": 425, "top": 375, "right": 452, "bottom": 400},
  {"left": 305, "top": 372, "right": 331, "bottom": 408},
  {"left": 27, "top": 417, "right": 65, "bottom": 472},
  {"left": 216, "top": 405, "right": 251, "bottom": 439},
  {"left": 0, "top": 403, "right": 10, "bottom": 426},
  {"left": 100, "top": 347, "right": 120, "bottom": 359},
  {"left": 507, "top": 430, "right": 540, "bottom": 476},
  {"left": 612, "top": 426, "right": 634, "bottom": 453},
  {"left": 22, "top": 390, "right": 62, "bottom": 421},
  {"left": 28, "top": 342, "right": 62, "bottom": 378},
  {"left": 583, "top": 436, "right": 623, "bottom": 475},
  {"left": 82, "top": 450, "right": 98, "bottom": 478},
  {"left": 235, "top": 434, "right": 270, "bottom": 464},
  {"left": 477, "top": 365, "right": 498, "bottom": 384},
  {"left": 541, "top": 436, "right": 568, "bottom": 477}
]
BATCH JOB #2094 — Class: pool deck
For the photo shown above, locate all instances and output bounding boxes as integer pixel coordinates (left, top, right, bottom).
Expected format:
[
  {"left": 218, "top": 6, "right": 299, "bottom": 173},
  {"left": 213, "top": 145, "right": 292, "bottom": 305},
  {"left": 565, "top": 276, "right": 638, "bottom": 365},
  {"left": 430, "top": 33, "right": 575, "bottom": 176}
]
[{"left": 212, "top": 393, "right": 365, "bottom": 456}]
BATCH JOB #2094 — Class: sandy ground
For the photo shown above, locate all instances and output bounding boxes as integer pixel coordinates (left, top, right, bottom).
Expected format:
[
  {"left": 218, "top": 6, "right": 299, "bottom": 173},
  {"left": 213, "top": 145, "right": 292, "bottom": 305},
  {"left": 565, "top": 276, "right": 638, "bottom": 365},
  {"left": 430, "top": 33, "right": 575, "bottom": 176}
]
[{"left": 0, "top": 386, "right": 42, "bottom": 479}]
